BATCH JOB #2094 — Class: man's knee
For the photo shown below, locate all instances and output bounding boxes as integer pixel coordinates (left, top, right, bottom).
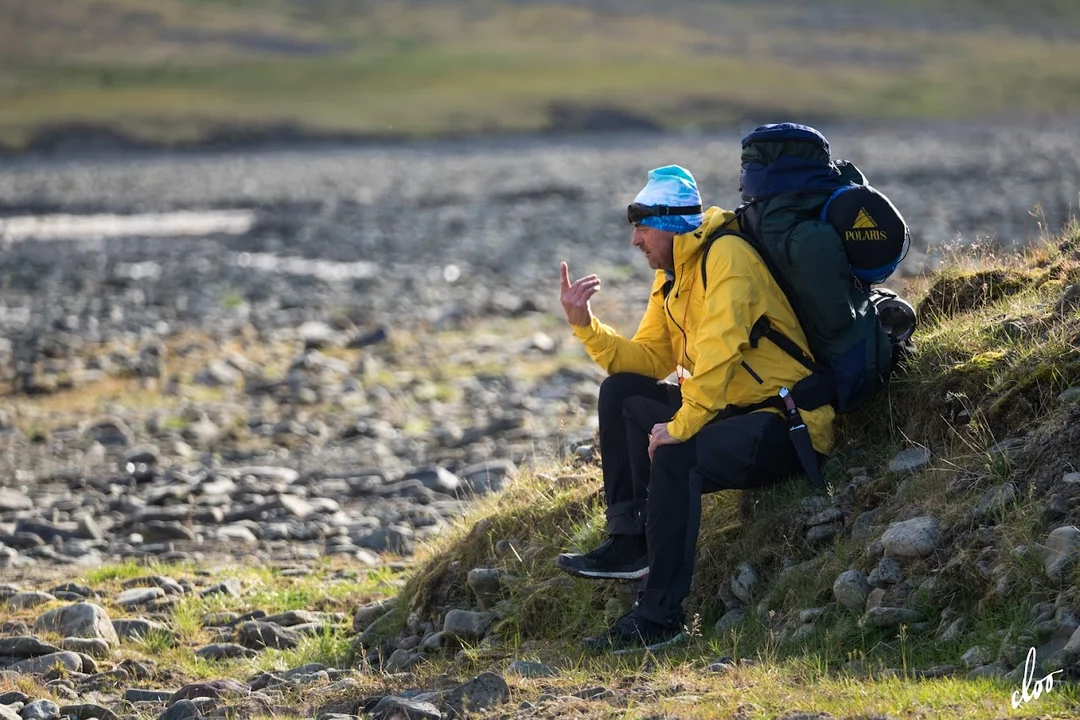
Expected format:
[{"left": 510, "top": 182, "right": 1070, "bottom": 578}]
[
  {"left": 648, "top": 446, "right": 696, "bottom": 494},
  {"left": 598, "top": 373, "right": 653, "bottom": 414}
]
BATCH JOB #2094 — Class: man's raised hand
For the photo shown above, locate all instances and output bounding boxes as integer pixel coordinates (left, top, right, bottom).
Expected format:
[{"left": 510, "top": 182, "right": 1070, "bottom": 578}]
[{"left": 560, "top": 261, "right": 600, "bottom": 327}]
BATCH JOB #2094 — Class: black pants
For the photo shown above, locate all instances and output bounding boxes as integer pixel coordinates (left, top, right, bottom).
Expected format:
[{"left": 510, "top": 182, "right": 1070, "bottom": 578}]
[{"left": 597, "top": 372, "right": 804, "bottom": 627}]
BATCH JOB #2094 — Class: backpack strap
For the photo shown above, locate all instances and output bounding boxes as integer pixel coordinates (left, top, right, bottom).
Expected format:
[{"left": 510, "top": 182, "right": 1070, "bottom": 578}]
[
  {"left": 699, "top": 225, "right": 751, "bottom": 292},
  {"left": 749, "top": 317, "right": 822, "bottom": 374},
  {"left": 698, "top": 228, "right": 833, "bottom": 489},
  {"left": 700, "top": 228, "right": 825, "bottom": 376},
  {"left": 716, "top": 373, "right": 831, "bottom": 417}
]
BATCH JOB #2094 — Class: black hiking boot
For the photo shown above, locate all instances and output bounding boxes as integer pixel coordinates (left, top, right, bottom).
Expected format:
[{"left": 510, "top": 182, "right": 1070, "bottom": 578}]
[
  {"left": 555, "top": 535, "right": 649, "bottom": 580},
  {"left": 582, "top": 610, "right": 685, "bottom": 654}
]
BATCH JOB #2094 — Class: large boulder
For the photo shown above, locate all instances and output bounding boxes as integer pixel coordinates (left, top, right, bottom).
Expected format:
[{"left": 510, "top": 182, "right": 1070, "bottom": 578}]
[
  {"left": 442, "top": 610, "right": 495, "bottom": 641},
  {"left": 881, "top": 516, "right": 940, "bottom": 559},
  {"left": 466, "top": 569, "right": 504, "bottom": 610},
  {"left": 235, "top": 621, "right": 301, "bottom": 650},
  {"left": 0, "top": 488, "right": 32, "bottom": 511},
  {"left": 888, "top": 447, "right": 931, "bottom": 473},
  {"left": 730, "top": 562, "right": 760, "bottom": 604},
  {"left": 372, "top": 696, "right": 442, "bottom": 720},
  {"left": 354, "top": 598, "right": 397, "bottom": 632},
  {"left": 862, "top": 606, "right": 924, "bottom": 629},
  {"left": 0, "top": 636, "right": 61, "bottom": 658},
  {"left": 833, "top": 570, "right": 871, "bottom": 613},
  {"left": 1044, "top": 526, "right": 1080, "bottom": 582},
  {"left": 34, "top": 603, "right": 119, "bottom": 646},
  {"left": 8, "top": 651, "right": 83, "bottom": 674},
  {"left": 6, "top": 591, "right": 56, "bottom": 610},
  {"left": 440, "top": 672, "right": 510, "bottom": 717},
  {"left": 169, "top": 679, "right": 251, "bottom": 703}
]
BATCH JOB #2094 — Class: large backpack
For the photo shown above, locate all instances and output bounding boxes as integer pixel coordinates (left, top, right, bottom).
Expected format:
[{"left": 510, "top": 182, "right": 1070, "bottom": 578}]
[{"left": 703, "top": 122, "right": 912, "bottom": 415}]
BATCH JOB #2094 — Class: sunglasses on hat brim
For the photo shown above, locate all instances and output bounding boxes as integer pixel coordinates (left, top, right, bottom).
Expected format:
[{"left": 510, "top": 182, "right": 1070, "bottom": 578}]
[{"left": 627, "top": 202, "right": 702, "bottom": 225}]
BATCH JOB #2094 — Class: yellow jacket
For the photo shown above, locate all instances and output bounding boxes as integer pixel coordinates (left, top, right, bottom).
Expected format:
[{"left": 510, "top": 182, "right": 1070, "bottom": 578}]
[{"left": 572, "top": 207, "right": 834, "bottom": 453}]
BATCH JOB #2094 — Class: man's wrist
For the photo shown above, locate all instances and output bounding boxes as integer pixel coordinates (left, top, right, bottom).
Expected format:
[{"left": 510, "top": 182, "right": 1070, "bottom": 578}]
[
  {"left": 666, "top": 420, "right": 686, "bottom": 442},
  {"left": 571, "top": 316, "right": 596, "bottom": 333}
]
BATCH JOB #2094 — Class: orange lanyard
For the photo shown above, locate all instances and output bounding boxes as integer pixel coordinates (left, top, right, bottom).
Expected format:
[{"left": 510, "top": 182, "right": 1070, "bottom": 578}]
[{"left": 674, "top": 271, "right": 696, "bottom": 385}]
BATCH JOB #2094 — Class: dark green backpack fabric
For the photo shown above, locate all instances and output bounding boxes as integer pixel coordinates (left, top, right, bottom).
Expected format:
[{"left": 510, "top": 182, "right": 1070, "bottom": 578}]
[{"left": 734, "top": 124, "right": 895, "bottom": 413}]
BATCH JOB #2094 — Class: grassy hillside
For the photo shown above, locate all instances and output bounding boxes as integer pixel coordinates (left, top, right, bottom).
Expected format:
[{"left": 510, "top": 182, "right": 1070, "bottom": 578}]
[
  {"left": 3, "top": 226, "right": 1080, "bottom": 718},
  {"left": 4, "top": 0, "right": 1080, "bottom": 150},
  {"left": 383, "top": 225, "right": 1080, "bottom": 717}
]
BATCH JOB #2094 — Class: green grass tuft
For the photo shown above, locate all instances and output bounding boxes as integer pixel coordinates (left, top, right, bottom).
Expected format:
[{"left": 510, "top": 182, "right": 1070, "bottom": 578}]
[
  {"left": 81, "top": 558, "right": 193, "bottom": 585},
  {"left": 252, "top": 625, "right": 353, "bottom": 674}
]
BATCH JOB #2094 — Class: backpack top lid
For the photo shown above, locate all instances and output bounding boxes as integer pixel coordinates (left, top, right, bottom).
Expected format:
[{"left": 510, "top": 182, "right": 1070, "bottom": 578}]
[
  {"left": 742, "top": 122, "right": 830, "bottom": 153},
  {"left": 740, "top": 123, "right": 843, "bottom": 202}
]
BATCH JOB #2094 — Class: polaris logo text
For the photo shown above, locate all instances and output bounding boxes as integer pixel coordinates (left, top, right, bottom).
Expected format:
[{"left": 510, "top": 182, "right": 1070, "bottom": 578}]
[{"left": 845, "top": 229, "right": 889, "bottom": 242}]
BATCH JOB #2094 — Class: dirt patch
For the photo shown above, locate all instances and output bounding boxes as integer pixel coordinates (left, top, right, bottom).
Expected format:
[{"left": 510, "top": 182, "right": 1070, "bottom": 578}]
[
  {"left": 1023, "top": 403, "right": 1080, "bottom": 499},
  {"left": 915, "top": 268, "right": 1041, "bottom": 321}
]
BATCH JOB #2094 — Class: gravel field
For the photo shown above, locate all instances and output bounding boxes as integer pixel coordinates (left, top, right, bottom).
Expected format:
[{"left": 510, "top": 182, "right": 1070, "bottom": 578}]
[
  {"left": 3, "top": 123, "right": 1080, "bottom": 275},
  {"left": 0, "top": 121, "right": 1079, "bottom": 574},
  {"left": 1, "top": 120, "right": 1080, "bottom": 718}
]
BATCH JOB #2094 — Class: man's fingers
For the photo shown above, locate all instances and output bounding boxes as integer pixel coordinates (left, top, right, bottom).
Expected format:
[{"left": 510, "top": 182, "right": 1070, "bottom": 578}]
[
  {"left": 571, "top": 274, "right": 599, "bottom": 287},
  {"left": 567, "top": 277, "right": 600, "bottom": 298},
  {"left": 565, "top": 280, "right": 600, "bottom": 306},
  {"left": 580, "top": 285, "right": 599, "bottom": 303},
  {"left": 560, "top": 261, "right": 571, "bottom": 291},
  {"left": 563, "top": 276, "right": 599, "bottom": 298},
  {"left": 573, "top": 277, "right": 601, "bottom": 292}
]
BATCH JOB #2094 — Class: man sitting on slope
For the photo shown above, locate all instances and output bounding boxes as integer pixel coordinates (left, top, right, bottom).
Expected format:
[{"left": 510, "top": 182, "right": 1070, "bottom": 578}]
[{"left": 556, "top": 165, "right": 835, "bottom": 652}]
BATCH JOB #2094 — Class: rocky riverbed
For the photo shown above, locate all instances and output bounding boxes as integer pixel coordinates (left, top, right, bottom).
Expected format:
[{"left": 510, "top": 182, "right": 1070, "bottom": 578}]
[
  {"left": 3, "top": 122, "right": 1080, "bottom": 568},
  {"left": 2, "top": 123, "right": 1080, "bottom": 718},
  {"left": 3, "top": 123, "right": 1080, "bottom": 572}
]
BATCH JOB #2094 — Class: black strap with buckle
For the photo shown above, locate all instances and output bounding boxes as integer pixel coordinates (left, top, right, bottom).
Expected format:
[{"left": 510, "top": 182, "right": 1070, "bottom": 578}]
[{"left": 779, "top": 387, "right": 826, "bottom": 489}]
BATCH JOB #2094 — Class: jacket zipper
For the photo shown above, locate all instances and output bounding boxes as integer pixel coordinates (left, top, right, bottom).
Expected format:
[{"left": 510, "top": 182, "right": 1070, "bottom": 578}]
[
  {"left": 665, "top": 274, "right": 692, "bottom": 372},
  {"left": 667, "top": 255, "right": 763, "bottom": 386}
]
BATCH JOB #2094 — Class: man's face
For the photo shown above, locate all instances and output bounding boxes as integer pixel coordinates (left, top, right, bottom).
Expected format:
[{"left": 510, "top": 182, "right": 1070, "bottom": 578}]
[{"left": 631, "top": 223, "right": 676, "bottom": 271}]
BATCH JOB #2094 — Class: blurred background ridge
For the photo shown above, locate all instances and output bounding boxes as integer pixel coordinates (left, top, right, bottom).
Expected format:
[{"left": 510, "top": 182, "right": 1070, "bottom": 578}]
[{"left": 4, "top": 0, "right": 1080, "bottom": 154}]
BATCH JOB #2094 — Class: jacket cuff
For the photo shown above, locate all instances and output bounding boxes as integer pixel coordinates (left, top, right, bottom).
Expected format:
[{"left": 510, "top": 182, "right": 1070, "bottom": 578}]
[
  {"left": 571, "top": 316, "right": 600, "bottom": 340},
  {"left": 666, "top": 421, "right": 683, "bottom": 442},
  {"left": 668, "top": 406, "right": 715, "bottom": 442},
  {"left": 667, "top": 415, "right": 692, "bottom": 442}
]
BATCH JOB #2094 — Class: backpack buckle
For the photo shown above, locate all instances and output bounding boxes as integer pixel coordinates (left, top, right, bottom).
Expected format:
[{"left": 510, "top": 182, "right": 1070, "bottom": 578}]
[{"left": 749, "top": 316, "right": 771, "bottom": 348}]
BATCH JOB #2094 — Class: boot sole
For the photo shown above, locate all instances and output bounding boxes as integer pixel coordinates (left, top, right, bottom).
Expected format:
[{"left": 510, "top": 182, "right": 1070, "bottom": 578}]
[
  {"left": 582, "top": 631, "right": 687, "bottom": 655},
  {"left": 555, "top": 562, "right": 649, "bottom": 581},
  {"left": 613, "top": 632, "right": 687, "bottom": 655}
]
